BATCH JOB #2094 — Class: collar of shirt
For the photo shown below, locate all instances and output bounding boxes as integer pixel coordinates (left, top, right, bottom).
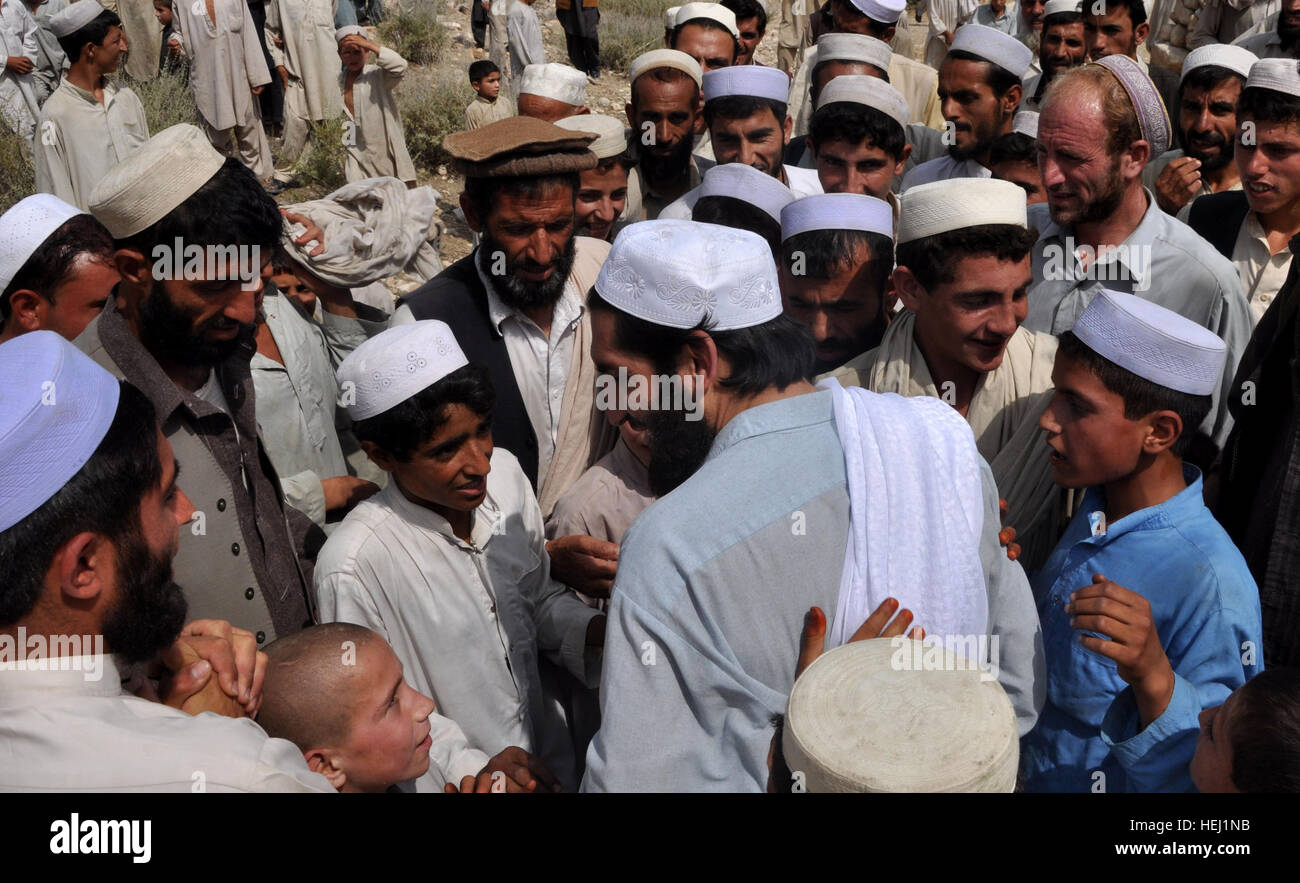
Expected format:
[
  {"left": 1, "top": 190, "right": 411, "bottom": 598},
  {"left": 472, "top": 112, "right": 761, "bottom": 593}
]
[
  {"left": 474, "top": 250, "right": 584, "bottom": 340},
  {"left": 1073, "top": 462, "right": 1205, "bottom": 549},
  {"left": 0, "top": 654, "right": 124, "bottom": 705},
  {"left": 59, "top": 77, "right": 115, "bottom": 108},
  {"left": 705, "top": 389, "right": 831, "bottom": 465},
  {"left": 1034, "top": 188, "right": 1159, "bottom": 286},
  {"left": 376, "top": 472, "right": 504, "bottom": 551}
]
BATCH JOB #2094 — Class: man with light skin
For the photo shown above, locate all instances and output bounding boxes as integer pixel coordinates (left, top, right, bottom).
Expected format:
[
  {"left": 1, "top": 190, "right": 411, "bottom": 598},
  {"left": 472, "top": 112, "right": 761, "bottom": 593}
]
[
  {"left": 670, "top": 2, "right": 739, "bottom": 73},
  {"left": 1021, "top": 0, "right": 1087, "bottom": 111},
  {"left": 1081, "top": 0, "right": 1179, "bottom": 113},
  {"left": 1142, "top": 45, "right": 1255, "bottom": 217},
  {"left": 806, "top": 75, "right": 912, "bottom": 197},
  {"left": 556, "top": 113, "right": 631, "bottom": 242}
]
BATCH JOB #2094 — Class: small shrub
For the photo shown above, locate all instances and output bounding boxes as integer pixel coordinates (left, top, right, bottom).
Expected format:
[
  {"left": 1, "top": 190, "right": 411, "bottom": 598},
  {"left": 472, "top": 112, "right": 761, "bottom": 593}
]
[
  {"left": 295, "top": 116, "right": 349, "bottom": 190},
  {"left": 0, "top": 124, "right": 34, "bottom": 213},
  {"left": 398, "top": 67, "right": 474, "bottom": 172},
  {"left": 600, "top": 0, "right": 678, "bottom": 72},
  {"left": 128, "top": 69, "right": 199, "bottom": 133},
  {"left": 378, "top": 0, "right": 449, "bottom": 65}
]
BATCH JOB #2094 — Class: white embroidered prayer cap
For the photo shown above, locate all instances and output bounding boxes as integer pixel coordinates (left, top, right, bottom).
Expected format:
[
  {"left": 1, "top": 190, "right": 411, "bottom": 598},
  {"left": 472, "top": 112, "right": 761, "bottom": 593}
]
[
  {"left": 1245, "top": 57, "right": 1300, "bottom": 99},
  {"left": 0, "top": 195, "right": 82, "bottom": 295},
  {"left": 89, "top": 124, "right": 226, "bottom": 239},
  {"left": 897, "top": 178, "right": 1027, "bottom": 244},
  {"left": 815, "top": 75, "right": 910, "bottom": 131},
  {"left": 813, "top": 33, "right": 894, "bottom": 75},
  {"left": 1043, "top": 0, "right": 1082, "bottom": 17},
  {"left": 49, "top": 0, "right": 105, "bottom": 37},
  {"left": 949, "top": 23, "right": 1035, "bottom": 78},
  {"left": 783, "top": 639, "right": 1019, "bottom": 792},
  {"left": 698, "top": 163, "right": 795, "bottom": 222},
  {"left": 555, "top": 114, "right": 629, "bottom": 159},
  {"left": 0, "top": 331, "right": 121, "bottom": 533},
  {"left": 337, "top": 321, "right": 470, "bottom": 421},
  {"left": 674, "top": 2, "right": 739, "bottom": 38},
  {"left": 596, "top": 219, "right": 781, "bottom": 330},
  {"left": 1072, "top": 290, "right": 1226, "bottom": 396},
  {"left": 335, "top": 25, "right": 367, "bottom": 42},
  {"left": 781, "top": 193, "right": 893, "bottom": 241},
  {"left": 702, "top": 64, "right": 790, "bottom": 103},
  {"left": 1012, "top": 109, "right": 1039, "bottom": 138},
  {"left": 629, "top": 48, "right": 702, "bottom": 89},
  {"left": 665, "top": 6, "right": 681, "bottom": 28},
  {"left": 848, "top": 0, "right": 905, "bottom": 24},
  {"left": 1181, "top": 44, "right": 1257, "bottom": 83},
  {"left": 519, "top": 63, "right": 588, "bottom": 107}
]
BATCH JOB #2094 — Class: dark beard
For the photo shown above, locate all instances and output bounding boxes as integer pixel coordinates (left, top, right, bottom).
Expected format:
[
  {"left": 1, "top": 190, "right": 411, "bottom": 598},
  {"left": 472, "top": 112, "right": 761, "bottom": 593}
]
[
  {"left": 1280, "top": 18, "right": 1300, "bottom": 51},
  {"left": 647, "top": 404, "right": 717, "bottom": 497},
  {"left": 137, "top": 280, "right": 255, "bottom": 367},
  {"left": 1184, "top": 134, "right": 1234, "bottom": 172},
  {"left": 638, "top": 133, "right": 695, "bottom": 184},
  {"left": 100, "top": 527, "right": 189, "bottom": 665},
  {"left": 477, "top": 231, "right": 577, "bottom": 311}
]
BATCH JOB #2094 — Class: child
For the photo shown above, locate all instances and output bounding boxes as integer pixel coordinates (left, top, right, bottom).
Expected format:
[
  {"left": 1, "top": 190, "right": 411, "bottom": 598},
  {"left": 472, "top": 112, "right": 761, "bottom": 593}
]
[
  {"left": 336, "top": 26, "right": 415, "bottom": 187},
  {"left": 152, "top": 0, "right": 187, "bottom": 78},
  {"left": 1021, "top": 290, "right": 1264, "bottom": 793},
  {"left": 36, "top": 2, "right": 149, "bottom": 210},
  {"left": 315, "top": 321, "right": 604, "bottom": 793},
  {"left": 464, "top": 58, "right": 514, "bottom": 130},
  {"left": 988, "top": 113, "right": 1043, "bottom": 206},
  {"left": 260, "top": 623, "right": 557, "bottom": 792}
]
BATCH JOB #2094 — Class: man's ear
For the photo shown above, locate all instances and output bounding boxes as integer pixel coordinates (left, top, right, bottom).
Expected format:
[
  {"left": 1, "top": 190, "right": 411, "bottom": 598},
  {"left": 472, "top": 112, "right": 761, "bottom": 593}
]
[
  {"left": 360, "top": 440, "right": 397, "bottom": 474},
  {"left": 892, "top": 265, "right": 926, "bottom": 313},
  {"left": 1122, "top": 139, "right": 1152, "bottom": 180},
  {"left": 53, "top": 532, "right": 112, "bottom": 603},
  {"left": 1135, "top": 21, "right": 1150, "bottom": 45},
  {"left": 882, "top": 25, "right": 896, "bottom": 41},
  {"left": 459, "top": 192, "right": 484, "bottom": 234},
  {"left": 575, "top": 106, "right": 591, "bottom": 115},
  {"left": 6, "top": 289, "right": 49, "bottom": 333},
  {"left": 305, "top": 749, "right": 349, "bottom": 791},
  {"left": 896, "top": 142, "right": 913, "bottom": 176},
  {"left": 112, "top": 248, "right": 152, "bottom": 287},
  {"left": 783, "top": 113, "right": 793, "bottom": 145},
  {"left": 1002, "top": 83, "right": 1023, "bottom": 119},
  {"left": 1142, "top": 410, "right": 1183, "bottom": 456},
  {"left": 680, "top": 330, "right": 721, "bottom": 394}
]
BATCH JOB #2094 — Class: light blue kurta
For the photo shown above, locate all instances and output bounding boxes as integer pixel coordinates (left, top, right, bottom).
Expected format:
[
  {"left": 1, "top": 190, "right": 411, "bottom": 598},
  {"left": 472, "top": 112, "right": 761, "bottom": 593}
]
[
  {"left": 1021, "top": 465, "right": 1263, "bottom": 793},
  {"left": 1099, "top": 674, "right": 1208, "bottom": 793},
  {"left": 581, "top": 389, "right": 1045, "bottom": 792}
]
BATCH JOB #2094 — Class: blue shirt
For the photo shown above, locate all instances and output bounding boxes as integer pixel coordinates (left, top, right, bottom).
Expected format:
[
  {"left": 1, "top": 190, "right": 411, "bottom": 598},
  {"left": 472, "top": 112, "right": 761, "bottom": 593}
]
[{"left": 1021, "top": 465, "right": 1262, "bottom": 792}]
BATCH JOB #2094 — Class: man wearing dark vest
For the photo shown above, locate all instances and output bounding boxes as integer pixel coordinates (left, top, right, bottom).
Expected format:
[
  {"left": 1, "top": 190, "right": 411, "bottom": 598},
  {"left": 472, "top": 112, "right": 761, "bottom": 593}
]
[{"left": 391, "top": 116, "right": 618, "bottom": 595}]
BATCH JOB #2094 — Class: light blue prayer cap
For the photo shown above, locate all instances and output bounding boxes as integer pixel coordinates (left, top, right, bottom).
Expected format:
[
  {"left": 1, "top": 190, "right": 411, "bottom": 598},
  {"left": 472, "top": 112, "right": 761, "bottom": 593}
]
[{"left": 0, "top": 331, "right": 121, "bottom": 532}]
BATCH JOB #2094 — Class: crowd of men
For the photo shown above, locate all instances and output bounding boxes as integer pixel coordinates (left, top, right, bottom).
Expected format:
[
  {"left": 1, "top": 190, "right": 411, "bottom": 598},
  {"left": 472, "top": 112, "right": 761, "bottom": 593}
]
[{"left": 2, "top": 0, "right": 1300, "bottom": 794}]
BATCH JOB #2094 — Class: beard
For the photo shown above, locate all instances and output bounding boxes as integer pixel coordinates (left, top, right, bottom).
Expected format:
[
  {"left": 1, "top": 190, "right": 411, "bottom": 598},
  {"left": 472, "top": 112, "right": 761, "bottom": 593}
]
[
  {"left": 1280, "top": 14, "right": 1300, "bottom": 50},
  {"left": 646, "top": 404, "right": 717, "bottom": 497},
  {"left": 137, "top": 280, "right": 255, "bottom": 367},
  {"left": 947, "top": 114, "right": 1002, "bottom": 162},
  {"left": 100, "top": 526, "right": 189, "bottom": 665},
  {"left": 638, "top": 131, "right": 695, "bottom": 183},
  {"left": 478, "top": 230, "right": 577, "bottom": 312},
  {"left": 1184, "top": 131, "right": 1234, "bottom": 172},
  {"left": 1077, "top": 158, "right": 1127, "bottom": 224}
]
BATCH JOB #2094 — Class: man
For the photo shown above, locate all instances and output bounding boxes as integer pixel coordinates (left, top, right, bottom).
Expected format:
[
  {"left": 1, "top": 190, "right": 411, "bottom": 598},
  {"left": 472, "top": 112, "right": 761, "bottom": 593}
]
[
  {"left": 172, "top": 0, "right": 276, "bottom": 188},
  {"left": 670, "top": 1, "right": 739, "bottom": 73},
  {"left": 0, "top": 331, "right": 334, "bottom": 792},
  {"left": 831, "top": 178, "right": 1062, "bottom": 569},
  {"left": 556, "top": 113, "right": 631, "bottom": 242},
  {"left": 0, "top": 0, "right": 38, "bottom": 151},
  {"left": 1235, "top": 0, "right": 1300, "bottom": 58},
  {"left": 901, "top": 23, "right": 1032, "bottom": 191},
  {"left": 691, "top": 161, "right": 796, "bottom": 253},
  {"left": 267, "top": 0, "right": 343, "bottom": 183},
  {"left": 1021, "top": 0, "right": 1086, "bottom": 112},
  {"left": 805, "top": 75, "right": 912, "bottom": 197},
  {"left": 926, "top": 0, "right": 979, "bottom": 68},
  {"left": 721, "top": 0, "right": 765, "bottom": 65},
  {"left": 37, "top": 2, "right": 149, "bottom": 210},
  {"left": 1029, "top": 59, "right": 1251, "bottom": 452},
  {"left": 660, "top": 65, "right": 823, "bottom": 219},
  {"left": 508, "top": 0, "right": 546, "bottom": 95},
  {"left": 976, "top": 0, "right": 1017, "bottom": 33},
  {"left": 580, "top": 219, "right": 1043, "bottom": 791},
  {"left": 0, "top": 194, "right": 117, "bottom": 344},
  {"left": 779, "top": 191, "right": 894, "bottom": 371},
  {"left": 556, "top": 0, "right": 599, "bottom": 78},
  {"left": 620, "top": 50, "right": 710, "bottom": 226},
  {"left": 23, "top": 0, "right": 66, "bottom": 106},
  {"left": 517, "top": 62, "right": 588, "bottom": 122},
  {"left": 76, "top": 124, "right": 319, "bottom": 645},
  {"left": 1082, "top": 0, "right": 1179, "bottom": 115},
  {"left": 1142, "top": 44, "right": 1255, "bottom": 217},
  {"left": 776, "top": 0, "right": 809, "bottom": 73},
  {"left": 1190, "top": 0, "right": 1280, "bottom": 48},
  {"left": 1184, "top": 58, "right": 1300, "bottom": 325}
]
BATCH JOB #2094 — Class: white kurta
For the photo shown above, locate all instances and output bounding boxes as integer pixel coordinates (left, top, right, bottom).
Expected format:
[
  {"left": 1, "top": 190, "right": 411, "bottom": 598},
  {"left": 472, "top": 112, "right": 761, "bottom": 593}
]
[
  {"left": 341, "top": 46, "right": 416, "bottom": 185},
  {"left": 507, "top": 0, "right": 545, "bottom": 92},
  {"left": 172, "top": 0, "right": 272, "bottom": 131},
  {"left": 266, "top": 0, "right": 342, "bottom": 120},
  {"left": 925, "top": 0, "right": 979, "bottom": 68},
  {"left": 314, "top": 450, "right": 601, "bottom": 792},
  {"left": 35, "top": 78, "right": 150, "bottom": 209},
  {"left": 119, "top": 0, "right": 162, "bottom": 79},
  {"left": 0, "top": 656, "right": 335, "bottom": 792},
  {"left": 0, "top": 0, "right": 39, "bottom": 146}
]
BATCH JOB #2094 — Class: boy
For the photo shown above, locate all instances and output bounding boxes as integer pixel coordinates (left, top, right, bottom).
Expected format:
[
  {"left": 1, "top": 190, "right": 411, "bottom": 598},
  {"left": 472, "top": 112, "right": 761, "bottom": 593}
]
[
  {"left": 152, "top": 0, "right": 186, "bottom": 77},
  {"left": 260, "top": 623, "right": 558, "bottom": 792},
  {"left": 555, "top": 113, "right": 629, "bottom": 241},
  {"left": 315, "top": 321, "right": 605, "bottom": 792},
  {"left": 1021, "top": 290, "right": 1264, "bottom": 792},
  {"left": 337, "top": 26, "right": 415, "bottom": 186},
  {"left": 36, "top": 2, "right": 149, "bottom": 209},
  {"left": 988, "top": 112, "right": 1043, "bottom": 205},
  {"left": 465, "top": 58, "right": 513, "bottom": 130}
]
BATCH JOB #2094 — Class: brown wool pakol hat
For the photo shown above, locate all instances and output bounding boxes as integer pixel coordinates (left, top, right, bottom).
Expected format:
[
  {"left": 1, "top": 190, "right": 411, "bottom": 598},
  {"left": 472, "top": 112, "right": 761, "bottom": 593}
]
[{"left": 443, "top": 116, "right": 600, "bottom": 178}]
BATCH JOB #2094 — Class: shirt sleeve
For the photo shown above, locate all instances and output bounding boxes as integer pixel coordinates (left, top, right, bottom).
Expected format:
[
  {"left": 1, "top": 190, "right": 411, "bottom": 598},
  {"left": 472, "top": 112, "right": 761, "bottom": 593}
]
[
  {"left": 420, "top": 712, "right": 491, "bottom": 791},
  {"left": 34, "top": 114, "right": 75, "bottom": 206},
  {"left": 242, "top": 1, "right": 273, "bottom": 87},
  {"left": 374, "top": 45, "right": 408, "bottom": 84},
  {"left": 1099, "top": 675, "right": 1203, "bottom": 793},
  {"left": 315, "top": 567, "right": 392, "bottom": 644}
]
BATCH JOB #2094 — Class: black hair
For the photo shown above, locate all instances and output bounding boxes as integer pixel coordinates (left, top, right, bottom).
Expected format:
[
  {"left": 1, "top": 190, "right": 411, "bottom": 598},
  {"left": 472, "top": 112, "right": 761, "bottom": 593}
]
[
  {"left": 895, "top": 223, "right": 1037, "bottom": 292},
  {"left": 808, "top": 101, "right": 907, "bottom": 160},
  {"left": 630, "top": 64, "right": 702, "bottom": 108},
  {"left": 1042, "top": 10, "right": 1083, "bottom": 27},
  {"left": 588, "top": 287, "right": 816, "bottom": 396},
  {"left": 704, "top": 94, "right": 787, "bottom": 129},
  {"left": 1, "top": 214, "right": 116, "bottom": 320},
  {"left": 946, "top": 49, "right": 1022, "bottom": 99},
  {"left": 1230, "top": 669, "right": 1300, "bottom": 793},
  {"left": 830, "top": 0, "right": 897, "bottom": 34},
  {"left": 780, "top": 228, "right": 893, "bottom": 296},
  {"left": 988, "top": 130, "right": 1037, "bottom": 167},
  {"left": 1238, "top": 83, "right": 1300, "bottom": 126},
  {"left": 468, "top": 59, "right": 499, "bottom": 82},
  {"left": 351, "top": 363, "right": 496, "bottom": 462},
  {"left": 56, "top": 9, "right": 122, "bottom": 63},
  {"left": 671, "top": 17, "right": 740, "bottom": 59},
  {"left": 1057, "top": 330, "right": 1211, "bottom": 457},
  {"left": 0, "top": 382, "right": 161, "bottom": 625},
  {"left": 1179, "top": 64, "right": 1246, "bottom": 111},
  {"left": 1083, "top": 0, "right": 1146, "bottom": 26},
  {"left": 691, "top": 198, "right": 783, "bottom": 254},
  {"left": 462, "top": 173, "right": 580, "bottom": 225},
  {"left": 721, "top": 0, "right": 767, "bottom": 32}
]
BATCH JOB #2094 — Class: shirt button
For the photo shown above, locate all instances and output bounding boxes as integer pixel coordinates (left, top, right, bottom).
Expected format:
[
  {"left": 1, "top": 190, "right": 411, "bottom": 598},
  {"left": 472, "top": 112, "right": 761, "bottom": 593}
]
[
  {"left": 256, "top": 631, "right": 266, "bottom": 644},
  {"left": 231, "top": 543, "right": 240, "bottom": 556},
  {"left": 216, "top": 498, "right": 226, "bottom": 512},
  {"left": 244, "top": 587, "right": 255, "bottom": 600}
]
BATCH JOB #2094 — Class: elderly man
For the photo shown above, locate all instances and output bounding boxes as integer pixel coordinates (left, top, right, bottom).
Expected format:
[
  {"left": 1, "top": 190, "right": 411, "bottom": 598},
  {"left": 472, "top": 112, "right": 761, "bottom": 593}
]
[
  {"left": 830, "top": 178, "right": 1062, "bottom": 569},
  {"left": 517, "top": 62, "right": 589, "bottom": 122},
  {"left": 1028, "top": 58, "right": 1252, "bottom": 453},
  {"left": 580, "top": 219, "right": 1043, "bottom": 792},
  {"left": 1021, "top": 0, "right": 1087, "bottom": 111},
  {"left": 75, "top": 124, "right": 320, "bottom": 646},
  {"left": 1012, "top": 0, "right": 1045, "bottom": 60},
  {"left": 901, "top": 24, "right": 1032, "bottom": 190},
  {"left": 1142, "top": 44, "right": 1255, "bottom": 217},
  {"left": 1081, "top": 0, "right": 1179, "bottom": 114}
]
